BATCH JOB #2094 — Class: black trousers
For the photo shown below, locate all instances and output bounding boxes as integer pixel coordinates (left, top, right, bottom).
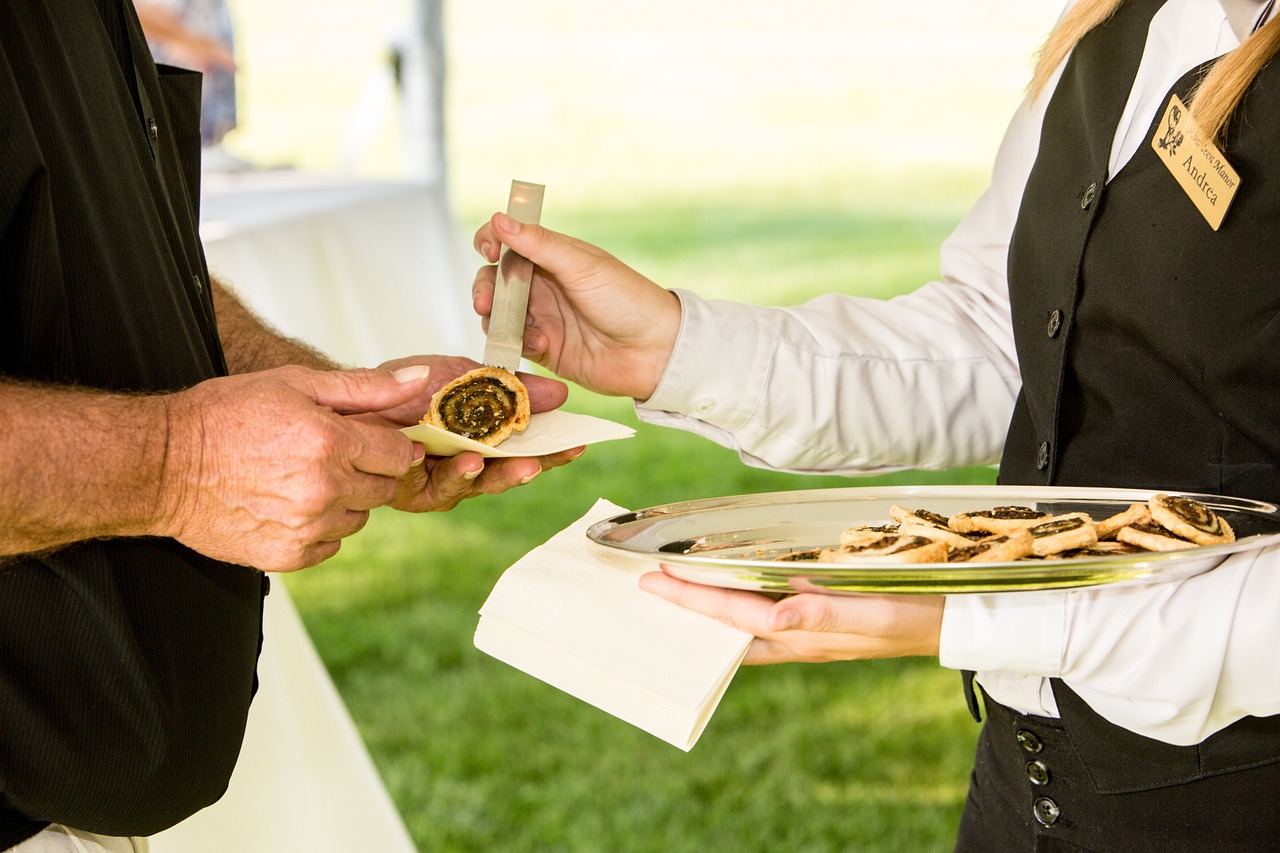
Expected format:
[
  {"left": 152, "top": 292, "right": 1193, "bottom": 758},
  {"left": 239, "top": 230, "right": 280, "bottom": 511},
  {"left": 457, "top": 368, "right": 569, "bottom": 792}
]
[{"left": 954, "top": 696, "right": 1280, "bottom": 852}]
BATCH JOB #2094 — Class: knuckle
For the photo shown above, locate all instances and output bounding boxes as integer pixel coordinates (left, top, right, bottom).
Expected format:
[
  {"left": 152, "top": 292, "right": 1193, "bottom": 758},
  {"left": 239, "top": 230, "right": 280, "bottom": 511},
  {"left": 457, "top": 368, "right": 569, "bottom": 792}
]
[
  {"left": 295, "top": 421, "right": 342, "bottom": 458},
  {"left": 348, "top": 510, "right": 372, "bottom": 535},
  {"left": 532, "top": 226, "right": 556, "bottom": 249},
  {"left": 794, "top": 596, "right": 837, "bottom": 632},
  {"left": 375, "top": 478, "right": 398, "bottom": 507}
]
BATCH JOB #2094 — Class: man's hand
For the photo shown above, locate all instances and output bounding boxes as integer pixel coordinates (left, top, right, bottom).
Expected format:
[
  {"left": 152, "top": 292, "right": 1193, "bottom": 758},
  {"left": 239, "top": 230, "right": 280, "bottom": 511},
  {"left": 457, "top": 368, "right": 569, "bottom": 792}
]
[
  {"left": 158, "top": 365, "right": 432, "bottom": 571},
  {"left": 387, "top": 444, "right": 584, "bottom": 513}
]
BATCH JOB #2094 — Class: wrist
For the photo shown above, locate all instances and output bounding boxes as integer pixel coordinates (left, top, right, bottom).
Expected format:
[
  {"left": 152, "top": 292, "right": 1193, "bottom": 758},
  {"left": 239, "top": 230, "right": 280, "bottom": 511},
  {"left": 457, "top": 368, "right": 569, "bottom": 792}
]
[
  {"left": 630, "top": 289, "right": 682, "bottom": 401},
  {"left": 153, "top": 388, "right": 201, "bottom": 542}
]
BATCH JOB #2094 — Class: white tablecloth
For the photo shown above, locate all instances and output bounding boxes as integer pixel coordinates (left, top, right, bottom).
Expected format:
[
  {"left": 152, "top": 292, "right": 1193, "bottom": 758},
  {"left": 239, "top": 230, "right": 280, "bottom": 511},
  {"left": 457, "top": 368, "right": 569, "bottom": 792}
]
[
  {"left": 148, "top": 583, "right": 417, "bottom": 853},
  {"left": 200, "top": 170, "right": 483, "bottom": 368}
]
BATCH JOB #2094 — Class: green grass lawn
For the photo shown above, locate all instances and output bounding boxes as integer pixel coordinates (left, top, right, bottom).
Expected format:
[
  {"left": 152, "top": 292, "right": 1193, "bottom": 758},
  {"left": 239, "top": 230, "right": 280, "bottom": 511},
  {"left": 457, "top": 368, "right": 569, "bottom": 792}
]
[
  {"left": 286, "top": 402, "right": 997, "bottom": 852},
  {"left": 220, "top": 2, "right": 1060, "bottom": 849}
]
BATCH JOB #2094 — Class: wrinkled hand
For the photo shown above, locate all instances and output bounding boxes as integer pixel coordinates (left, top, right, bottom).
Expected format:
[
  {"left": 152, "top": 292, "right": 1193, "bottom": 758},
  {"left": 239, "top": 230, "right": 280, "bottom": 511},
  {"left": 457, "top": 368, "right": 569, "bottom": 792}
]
[
  {"left": 371, "top": 355, "right": 582, "bottom": 513},
  {"left": 472, "top": 214, "right": 682, "bottom": 400},
  {"left": 159, "top": 365, "right": 432, "bottom": 572},
  {"left": 639, "top": 571, "right": 943, "bottom": 664}
]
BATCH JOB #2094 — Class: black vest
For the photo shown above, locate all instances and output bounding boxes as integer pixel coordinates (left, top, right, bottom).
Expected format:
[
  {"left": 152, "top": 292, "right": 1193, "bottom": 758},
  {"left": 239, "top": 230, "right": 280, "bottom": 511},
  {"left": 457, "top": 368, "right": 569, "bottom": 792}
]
[
  {"left": 996, "top": 0, "right": 1280, "bottom": 792},
  {"left": 1000, "top": 0, "right": 1280, "bottom": 505}
]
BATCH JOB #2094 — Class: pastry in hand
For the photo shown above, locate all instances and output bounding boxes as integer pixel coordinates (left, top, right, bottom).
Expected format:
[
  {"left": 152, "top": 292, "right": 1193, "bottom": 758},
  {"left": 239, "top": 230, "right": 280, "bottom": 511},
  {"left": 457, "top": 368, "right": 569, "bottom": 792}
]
[{"left": 422, "top": 366, "right": 530, "bottom": 446}]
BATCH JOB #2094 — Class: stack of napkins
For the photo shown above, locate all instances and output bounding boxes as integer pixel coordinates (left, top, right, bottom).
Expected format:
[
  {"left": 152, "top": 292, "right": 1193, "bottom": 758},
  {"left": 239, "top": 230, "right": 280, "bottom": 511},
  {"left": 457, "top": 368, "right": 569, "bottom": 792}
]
[{"left": 474, "top": 499, "right": 753, "bottom": 751}]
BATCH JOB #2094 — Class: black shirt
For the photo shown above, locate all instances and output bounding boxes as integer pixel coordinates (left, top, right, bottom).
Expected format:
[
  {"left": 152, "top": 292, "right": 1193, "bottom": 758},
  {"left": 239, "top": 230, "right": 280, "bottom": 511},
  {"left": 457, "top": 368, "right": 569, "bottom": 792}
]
[{"left": 1, "top": 0, "right": 265, "bottom": 842}]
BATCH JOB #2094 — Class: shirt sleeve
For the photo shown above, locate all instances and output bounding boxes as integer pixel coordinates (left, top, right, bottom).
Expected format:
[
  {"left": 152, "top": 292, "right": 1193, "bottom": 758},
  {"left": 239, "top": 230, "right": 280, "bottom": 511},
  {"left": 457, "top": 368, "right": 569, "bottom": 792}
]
[
  {"left": 941, "top": 545, "right": 1280, "bottom": 746},
  {"left": 636, "top": 90, "right": 1050, "bottom": 475}
]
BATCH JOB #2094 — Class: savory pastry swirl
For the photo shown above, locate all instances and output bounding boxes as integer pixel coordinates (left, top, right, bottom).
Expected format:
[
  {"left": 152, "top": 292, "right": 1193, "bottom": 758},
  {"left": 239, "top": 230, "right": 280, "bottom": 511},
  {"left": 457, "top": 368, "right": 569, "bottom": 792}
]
[
  {"left": 785, "top": 494, "right": 1240, "bottom": 564},
  {"left": 422, "top": 366, "right": 531, "bottom": 447},
  {"left": 1148, "top": 493, "right": 1235, "bottom": 545}
]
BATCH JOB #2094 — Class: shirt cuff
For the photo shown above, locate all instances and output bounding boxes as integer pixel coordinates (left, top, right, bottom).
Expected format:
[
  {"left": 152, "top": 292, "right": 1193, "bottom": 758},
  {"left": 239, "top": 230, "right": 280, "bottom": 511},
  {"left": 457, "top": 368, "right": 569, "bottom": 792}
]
[
  {"left": 939, "top": 590, "right": 1067, "bottom": 677},
  {"left": 641, "top": 289, "right": 775, "bottom": 430}
]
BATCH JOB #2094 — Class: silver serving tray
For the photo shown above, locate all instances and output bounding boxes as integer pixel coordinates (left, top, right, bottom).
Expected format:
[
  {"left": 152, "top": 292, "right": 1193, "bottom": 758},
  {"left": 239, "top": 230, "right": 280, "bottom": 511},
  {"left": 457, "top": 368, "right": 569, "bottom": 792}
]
[{"left": 586, "top": 485, "right": 1280, "bottom": 594}]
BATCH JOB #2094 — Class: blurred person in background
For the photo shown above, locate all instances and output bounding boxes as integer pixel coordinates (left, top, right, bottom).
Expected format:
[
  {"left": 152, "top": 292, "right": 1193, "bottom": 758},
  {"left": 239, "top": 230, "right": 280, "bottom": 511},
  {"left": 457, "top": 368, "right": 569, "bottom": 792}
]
[
  {"left": 472, "top": 0, "right": 1280, "bottom": 849},
  {"left": 137, "top": 0, "right": 242, "bottom": 167}
]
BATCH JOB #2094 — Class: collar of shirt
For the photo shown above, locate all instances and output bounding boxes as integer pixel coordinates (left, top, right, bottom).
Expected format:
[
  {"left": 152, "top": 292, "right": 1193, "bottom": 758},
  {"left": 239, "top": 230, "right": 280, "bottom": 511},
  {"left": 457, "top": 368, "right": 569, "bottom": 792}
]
[
  {"left": 1220, "top": 0, "right": 1273, "bottom": 40},
  {"left": 1107, "top": 0, "right": 1242, "bottom": 180}
]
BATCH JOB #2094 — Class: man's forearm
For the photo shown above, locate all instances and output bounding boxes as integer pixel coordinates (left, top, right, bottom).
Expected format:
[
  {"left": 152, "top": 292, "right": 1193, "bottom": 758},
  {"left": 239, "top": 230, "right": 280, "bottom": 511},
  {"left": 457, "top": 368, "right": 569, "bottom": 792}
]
[
  {"left": 211, "top": 277, "right": 340, "bottom": 373},
  {"left": 0, "top": 380, "right": 173, "bottom": 557}
]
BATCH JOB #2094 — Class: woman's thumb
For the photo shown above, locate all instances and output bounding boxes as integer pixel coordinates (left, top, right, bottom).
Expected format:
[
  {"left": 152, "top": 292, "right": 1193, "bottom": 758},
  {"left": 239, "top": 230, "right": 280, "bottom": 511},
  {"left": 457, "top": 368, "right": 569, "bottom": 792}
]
[{"left": 493, "top": 213, "right": 563, "bottom": 266}]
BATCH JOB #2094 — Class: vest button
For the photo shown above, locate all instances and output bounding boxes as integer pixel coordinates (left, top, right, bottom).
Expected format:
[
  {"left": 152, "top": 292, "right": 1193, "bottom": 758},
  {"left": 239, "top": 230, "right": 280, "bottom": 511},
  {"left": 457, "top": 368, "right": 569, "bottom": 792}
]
[
  {"left": 148, "top": 117, "right": 159, "bottom": 141},
  {"left": 1080, "top": 181, "right": 1097, "bottom": 209},
  {"left": 1033, "top": 796, "right": 1061, "bottom": 826},
  {"left": 1046, "top": 309, "right": 1062, "bottom": 338},
  {"left": 1026, "top": 759, "right": 1051, "bottom": 786},
  {"left": 1037, "top": 442, "right": 1050, "bottom": 471},
  {"left": 1016, "top": 729, "right": 1044, "bottom": 753}
]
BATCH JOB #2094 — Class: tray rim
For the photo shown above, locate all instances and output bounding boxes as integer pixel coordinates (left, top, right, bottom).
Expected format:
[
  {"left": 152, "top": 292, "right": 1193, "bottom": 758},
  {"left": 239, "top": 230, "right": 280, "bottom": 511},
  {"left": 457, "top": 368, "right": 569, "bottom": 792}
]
[{"left": 585, "top": 485, "right": 1280, "bottom": 593}]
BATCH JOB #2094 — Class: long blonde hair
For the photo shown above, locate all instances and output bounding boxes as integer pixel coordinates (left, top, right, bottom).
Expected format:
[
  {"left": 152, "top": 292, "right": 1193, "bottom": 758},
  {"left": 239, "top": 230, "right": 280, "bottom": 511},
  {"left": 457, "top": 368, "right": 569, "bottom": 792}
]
[{"left": 1030, "top": 0, "right": 1280, "bottom": 143}]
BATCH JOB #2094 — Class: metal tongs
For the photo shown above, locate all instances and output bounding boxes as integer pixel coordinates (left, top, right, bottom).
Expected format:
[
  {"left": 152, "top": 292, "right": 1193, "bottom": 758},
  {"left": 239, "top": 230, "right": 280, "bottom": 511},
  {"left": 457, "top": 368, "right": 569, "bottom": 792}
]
[{"left": 482, "top": 180, "right": 545, "bottom": 372}]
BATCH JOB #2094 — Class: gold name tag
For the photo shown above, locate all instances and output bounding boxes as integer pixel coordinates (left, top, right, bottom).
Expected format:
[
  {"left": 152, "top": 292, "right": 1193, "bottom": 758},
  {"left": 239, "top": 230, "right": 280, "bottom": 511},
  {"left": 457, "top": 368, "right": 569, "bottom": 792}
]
[{"left": 1151, "top": 93, "right": 1241, "bottom": 230}]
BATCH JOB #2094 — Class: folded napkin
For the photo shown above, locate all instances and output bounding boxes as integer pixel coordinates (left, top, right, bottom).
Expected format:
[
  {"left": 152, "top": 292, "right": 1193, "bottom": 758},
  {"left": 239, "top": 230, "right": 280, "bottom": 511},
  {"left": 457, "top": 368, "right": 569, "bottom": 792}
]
[{"left": 474, "top": 498, "right": 753, "bottom": 751}]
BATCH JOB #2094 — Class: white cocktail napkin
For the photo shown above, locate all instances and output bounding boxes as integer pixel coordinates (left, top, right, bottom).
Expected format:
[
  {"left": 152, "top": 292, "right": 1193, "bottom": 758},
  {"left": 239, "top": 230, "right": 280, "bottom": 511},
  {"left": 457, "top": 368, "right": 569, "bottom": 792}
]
[
  {"left": 402, "top": 410, "right": 635, "bottom": 458},
  {"left": 474, "top": 498, "right": 752, "bottom": 751}
]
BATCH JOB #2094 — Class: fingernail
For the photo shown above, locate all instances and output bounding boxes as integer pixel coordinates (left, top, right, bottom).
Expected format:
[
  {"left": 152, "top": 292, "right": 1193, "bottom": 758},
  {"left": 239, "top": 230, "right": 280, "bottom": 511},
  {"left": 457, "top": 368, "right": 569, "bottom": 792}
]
[
  {"left": 409, "top": 447, "right": 425, "bottom": 468},
  {"left": 495, "top": 213, "right": 521, "bottom": 234},
  {"left": 392, "top": 364, "right": 431, "bottom": 382},
  {"left": 519, "top": 468, "right": 540, "bottom": 485},
  {"left": 479, "top": 241, "right": 494, "bottom": 259},
  {"left": 463, "top": 465, "right": 482, "bottom": 481}
]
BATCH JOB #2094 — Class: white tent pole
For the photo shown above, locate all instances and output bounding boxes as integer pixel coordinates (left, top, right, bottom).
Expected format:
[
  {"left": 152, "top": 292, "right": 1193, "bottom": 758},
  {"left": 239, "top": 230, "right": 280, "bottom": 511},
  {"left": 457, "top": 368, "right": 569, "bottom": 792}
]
[{"left": 400, "top": 0, "right": 447, "bottom": 187}]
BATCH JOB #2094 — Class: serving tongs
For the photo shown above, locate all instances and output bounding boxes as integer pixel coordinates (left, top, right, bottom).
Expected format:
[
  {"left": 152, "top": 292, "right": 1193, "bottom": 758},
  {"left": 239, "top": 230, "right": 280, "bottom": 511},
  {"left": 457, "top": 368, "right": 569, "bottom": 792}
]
[{"left": 483, "top": 180, "right": 545, "bottom": 372}]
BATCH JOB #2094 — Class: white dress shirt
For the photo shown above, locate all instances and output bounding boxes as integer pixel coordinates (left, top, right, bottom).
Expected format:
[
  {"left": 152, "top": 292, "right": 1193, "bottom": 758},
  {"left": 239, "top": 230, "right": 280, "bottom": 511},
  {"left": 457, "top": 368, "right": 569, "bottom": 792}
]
[{"left": 637, "top": 0, "right": 1280, "bottom": 745}]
